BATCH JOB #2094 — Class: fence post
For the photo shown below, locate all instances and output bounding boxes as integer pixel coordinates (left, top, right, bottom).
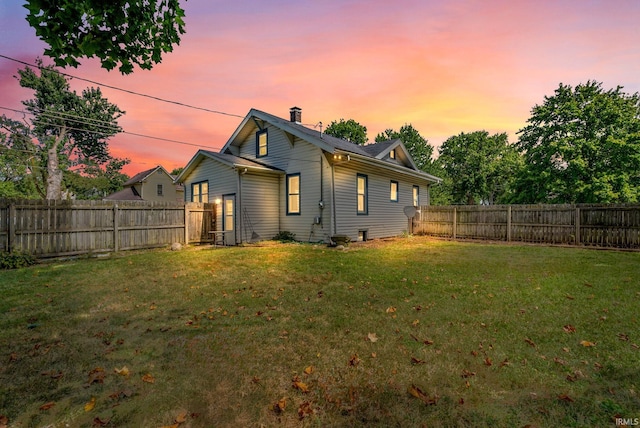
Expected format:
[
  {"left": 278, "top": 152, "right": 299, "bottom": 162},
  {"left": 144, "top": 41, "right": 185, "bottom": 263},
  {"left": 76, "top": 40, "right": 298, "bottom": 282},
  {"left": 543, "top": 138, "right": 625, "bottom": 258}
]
[
  {"left": 575, "top": 207, "right": 580, "bottom": 245},
  {"left": 113, "top": 204, "right": 119, "bottom": 252},
  {"left": 8, "top": 202, "right": 15, "bottom": 253},
  {"left": 452, "top": 207, "right": 457, "bottom": 240},
  {"left": 507, "top": 205, "right": 512, "bottom": 242},
  {"left": 184, "top": 204, "right": 189, "bottom": 244}
]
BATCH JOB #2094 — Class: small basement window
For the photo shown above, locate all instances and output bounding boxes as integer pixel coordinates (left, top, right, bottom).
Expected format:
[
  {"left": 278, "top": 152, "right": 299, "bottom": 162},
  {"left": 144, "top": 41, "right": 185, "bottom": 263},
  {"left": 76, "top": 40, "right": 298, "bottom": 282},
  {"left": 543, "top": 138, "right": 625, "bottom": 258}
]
[{"left": 357, "top": 230, "right": 368, "bottom": 242}]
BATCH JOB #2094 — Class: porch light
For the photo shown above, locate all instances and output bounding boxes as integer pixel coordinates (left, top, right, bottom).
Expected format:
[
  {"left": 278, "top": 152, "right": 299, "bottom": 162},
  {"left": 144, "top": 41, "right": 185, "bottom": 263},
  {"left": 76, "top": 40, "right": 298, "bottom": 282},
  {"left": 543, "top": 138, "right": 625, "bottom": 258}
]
[{"left": 214, "top": 198, "right": 221, "bottom": 205}]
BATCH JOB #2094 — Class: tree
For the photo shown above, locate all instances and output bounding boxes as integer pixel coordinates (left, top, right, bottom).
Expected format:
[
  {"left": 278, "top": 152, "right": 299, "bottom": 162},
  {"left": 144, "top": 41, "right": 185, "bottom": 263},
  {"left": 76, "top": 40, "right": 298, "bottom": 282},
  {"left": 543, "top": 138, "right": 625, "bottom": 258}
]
[
  {"left": 0, "top": 116, "right": 43, "bottom": 198},
  {"left": 13, "top": 61, "right": 124, "bottom": 199},
  {"left": 24, "top": 0, "right": 186, "bottom": 74},
  {"left": 324, "top": 119, "right": 368, "bottom": 145},
  {"left": 64, "top": 158, "right": 130, "bottom": 199},
  {"left": 438, "top": 131, "right": 522, "bottom": 205},
  {"left": 514, "top": 81, "right": 640, "bottom": 203},
  {"left": 375, "top": 124, "right": 435, "bottom": 173}
]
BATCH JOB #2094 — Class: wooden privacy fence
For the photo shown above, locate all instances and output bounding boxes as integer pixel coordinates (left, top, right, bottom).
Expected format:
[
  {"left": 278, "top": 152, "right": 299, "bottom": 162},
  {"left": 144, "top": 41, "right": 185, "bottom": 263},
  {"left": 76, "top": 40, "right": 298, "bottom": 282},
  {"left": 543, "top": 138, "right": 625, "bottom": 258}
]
[
  {"left": 0, "top": 199, "right": 217, "bottom": 258},
  {"left": 414, "top": 204, "right": 640, "bottom": 249}
]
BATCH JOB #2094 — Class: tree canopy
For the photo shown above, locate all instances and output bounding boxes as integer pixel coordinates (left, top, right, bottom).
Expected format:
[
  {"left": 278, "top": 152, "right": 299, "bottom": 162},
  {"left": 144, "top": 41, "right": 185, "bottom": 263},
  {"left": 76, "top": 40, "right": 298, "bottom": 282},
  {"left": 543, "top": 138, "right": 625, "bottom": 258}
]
[
  {"left": 439, "top": 131, "right": 522, "bottom": 204},
  {"left": 0, "top": 61, "right": 126, "bottom": 199},
  {"left": 324, "top": 118, "right": 368, "bottom": 145},
  {"left": 513, "top": 81, "right": 640, "bottom": 203},
  {"left": 24, "top": 0, "right": 186, "bottom": 74}
]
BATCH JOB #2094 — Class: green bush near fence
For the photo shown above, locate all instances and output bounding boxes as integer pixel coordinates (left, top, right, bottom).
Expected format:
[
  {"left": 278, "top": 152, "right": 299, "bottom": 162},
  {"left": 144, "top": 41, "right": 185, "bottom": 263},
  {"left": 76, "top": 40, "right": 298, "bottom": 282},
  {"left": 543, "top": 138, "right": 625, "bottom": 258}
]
[{"left": 0, "top": 251, "right": 36, "bottom": 269}]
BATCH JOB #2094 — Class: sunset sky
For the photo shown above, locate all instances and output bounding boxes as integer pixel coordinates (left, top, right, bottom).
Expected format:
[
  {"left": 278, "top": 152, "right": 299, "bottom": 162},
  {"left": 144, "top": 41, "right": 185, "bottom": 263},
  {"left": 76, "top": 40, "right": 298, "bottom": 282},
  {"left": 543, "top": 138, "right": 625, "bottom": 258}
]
[{"left": 1, "top": 1, "right": 639, "bottom": 176}]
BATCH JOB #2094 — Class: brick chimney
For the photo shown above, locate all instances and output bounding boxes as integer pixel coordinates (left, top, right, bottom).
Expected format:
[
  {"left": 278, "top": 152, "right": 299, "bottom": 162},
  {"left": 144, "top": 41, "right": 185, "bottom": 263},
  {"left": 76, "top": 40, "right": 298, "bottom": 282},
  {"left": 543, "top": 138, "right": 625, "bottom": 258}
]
[{"left": 290, "top": 106, "right": 302, "bottom": 123}]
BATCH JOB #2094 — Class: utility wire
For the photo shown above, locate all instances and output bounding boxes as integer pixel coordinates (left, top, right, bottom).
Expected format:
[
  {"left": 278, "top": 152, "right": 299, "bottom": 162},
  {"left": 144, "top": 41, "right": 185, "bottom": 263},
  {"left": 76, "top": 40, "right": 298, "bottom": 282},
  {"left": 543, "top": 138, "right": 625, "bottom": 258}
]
[
  {"left": 0, "top": 53, "right": 245, "bottom": 119},
  {"left": 0, "top": 106, "right": 220, "bottom": 150}
]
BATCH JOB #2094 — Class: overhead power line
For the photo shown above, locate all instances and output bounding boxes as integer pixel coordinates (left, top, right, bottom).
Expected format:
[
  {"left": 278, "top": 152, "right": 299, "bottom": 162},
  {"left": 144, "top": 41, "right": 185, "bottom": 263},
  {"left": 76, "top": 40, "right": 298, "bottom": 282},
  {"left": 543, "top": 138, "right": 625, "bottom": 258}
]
[
  {"left": 0, "top": 53, "right": 245, "bottom": 119},
  {"left": 0, "top": 106, "right": 220, "bottom": 150}
]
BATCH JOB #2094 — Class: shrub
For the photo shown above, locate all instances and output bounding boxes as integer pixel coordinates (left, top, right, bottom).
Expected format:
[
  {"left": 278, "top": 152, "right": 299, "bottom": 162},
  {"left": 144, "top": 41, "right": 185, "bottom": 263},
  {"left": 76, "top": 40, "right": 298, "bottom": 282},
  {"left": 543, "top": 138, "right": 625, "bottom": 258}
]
[
  {"left": 0, "top": 251, "right": 36, "bottom": 269},
  {"left": 273, "top": 231, "right": 296, "bottom": 242}
]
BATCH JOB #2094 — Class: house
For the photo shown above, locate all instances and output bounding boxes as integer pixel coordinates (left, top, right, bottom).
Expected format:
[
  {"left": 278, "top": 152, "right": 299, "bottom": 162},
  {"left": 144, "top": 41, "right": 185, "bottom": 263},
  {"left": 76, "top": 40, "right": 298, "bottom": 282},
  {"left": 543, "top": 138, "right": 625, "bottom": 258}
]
[
  {"left": 105, "top": 165, "right": 184, "bottom": 202},
  {"left": 175, "top": 107, "right": 441, "bottom": 245}
]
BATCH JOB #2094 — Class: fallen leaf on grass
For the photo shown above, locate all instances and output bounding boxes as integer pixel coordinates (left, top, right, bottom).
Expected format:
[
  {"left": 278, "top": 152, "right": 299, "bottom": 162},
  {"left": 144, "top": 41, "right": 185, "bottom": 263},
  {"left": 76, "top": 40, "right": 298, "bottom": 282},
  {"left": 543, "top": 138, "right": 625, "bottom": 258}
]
[
  {"left": 273, "top": 398, "right": 287, "bottom": 413},
  {"left": 367, "top": 333, "right": 378, "bottom": 343},
  {"left": 499, "top": 358, "right": 510, "bottom": 368},
  {"left": 304, "top": 366, "right": 314, "bottom": 375},
  {"left": 563, "top": 325, "right": 576, "bottom": 333},
  {"left": 410, "top": 334, "right": 434, "bottom": 345},
  {"left": 114, "top": 366, "right": 130, "bottom": 377},
  {"left": 298, "top": 401, "right": 314, "bottom": 419},
  {"left": 580, "top": 340, "right": 596, "bottom": 347},
  {"left": 39, "top": 402, "right": 55, "bottom": 411},
  {"left": 408, "top": 385, "right": 439, "bottom": 405},
  {"left": 386, "top": 306, "right": 396, "bottom": 314},
  {"left": 484, "top": 357, "right": 493, "bottom": 366},
  {"left": 461, "top": 369, "right": 476, "bottom": 378},
  {"left": 88, "top": 367, "right": 105, "bottom": 385},
  {"left": 175, "top": 411, "right": 188, "bottom": 423},
  {"left": 84, "top": 397, "right": 96, "bottom": 412},
  {"left": 160, "top": 424, "right": 178, "bottom": 428},
  {"left": 617, "top": 333, "right": 629, "bottom": 341},
  {"left": 553, "top": 357, "right": 566, "bottom": 366},
  {"left": 292, "top": 377, "right": 309, "bottom": 393},
  {"left": 142, "top": 373, "right": 155, "bottom": 384},
  {"left": 558, "top": 393, "right": 574, "bottom": 403},
  {"left": 411, "top": 357, "right": 426, "bottom": 365},
  {"left": 92, "top": 417, "right": 110, "bottom": 427},
  {"left": 525, "top": 338, "right": 536, "bottom": 347},
  {"left": 348, "top": 354, "right": 360, "bottom": 366}
]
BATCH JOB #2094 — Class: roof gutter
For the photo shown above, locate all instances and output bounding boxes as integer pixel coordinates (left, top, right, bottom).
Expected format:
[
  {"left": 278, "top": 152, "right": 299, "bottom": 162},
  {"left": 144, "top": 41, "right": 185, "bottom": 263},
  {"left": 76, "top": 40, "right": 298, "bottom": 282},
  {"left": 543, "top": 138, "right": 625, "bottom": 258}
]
[{"left": 333, "top": 150, "right": 442, "bottom": 184}]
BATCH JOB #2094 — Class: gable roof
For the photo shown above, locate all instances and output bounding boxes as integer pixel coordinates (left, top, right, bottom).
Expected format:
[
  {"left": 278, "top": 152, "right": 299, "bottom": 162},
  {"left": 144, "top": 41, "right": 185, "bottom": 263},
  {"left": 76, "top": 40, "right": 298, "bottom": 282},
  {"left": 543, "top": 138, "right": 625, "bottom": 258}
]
[
  {"left": 175, "top": 149, "right": 284, "bottom": 183},
  {"left": 124, "top": 165, "right": 171, "bottom": 186},
  {"left": 103, "top": 186, "right": 142, "bottom": 201},
  {"left": 221, "top": 109, "right": 440, "bottom": 183}
]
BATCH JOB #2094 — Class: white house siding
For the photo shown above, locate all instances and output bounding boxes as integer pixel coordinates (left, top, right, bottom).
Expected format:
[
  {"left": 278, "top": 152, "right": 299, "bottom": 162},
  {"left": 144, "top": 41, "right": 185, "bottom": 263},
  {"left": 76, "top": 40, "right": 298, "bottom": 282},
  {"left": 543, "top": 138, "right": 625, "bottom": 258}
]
[
  {"left": 237, "top": 124, "right": 293, "bottom": 171},
  {"left": 233, "top": 123, "right": 330, "bottom": 243},
  {"left": 183, "top": 157, "right": 238, "bottom": 237},
  {"left": 240, "top": 172, "right": 280, "bottom": 241},
  {"left": 333, "top": 161, "right": 430, "bottom": 241}
]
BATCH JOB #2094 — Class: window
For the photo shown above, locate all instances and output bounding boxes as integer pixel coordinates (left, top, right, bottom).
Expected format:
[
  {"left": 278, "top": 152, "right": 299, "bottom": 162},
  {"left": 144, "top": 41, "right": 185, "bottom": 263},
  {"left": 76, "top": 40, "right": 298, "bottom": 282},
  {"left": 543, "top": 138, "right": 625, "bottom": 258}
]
[
  {"left": 157, "top": 184, "right": 163, "bottom": 196},
  {"left": 287, "top": 173, "right": 301, "bottom": 215},
  {"left": 413, "top": 185, "right": 419, "bottom": 207},
  {"left": 256, "top": 129, "right": 268, "bottom": 158},
  {"left": 357, "top": 174, "right": 368, "bottom": 215},
  {"left": 390, "top": 180, "right": 398, "bottom": 202},
  {"left": 191, "top": 181, "right": 208, "bottom": 202},
  {"left": 224, "top": 198, "right": 234, "bottom": 231},
  {"left": 389, "top": 149, "right": 396, "bottom": 159}
]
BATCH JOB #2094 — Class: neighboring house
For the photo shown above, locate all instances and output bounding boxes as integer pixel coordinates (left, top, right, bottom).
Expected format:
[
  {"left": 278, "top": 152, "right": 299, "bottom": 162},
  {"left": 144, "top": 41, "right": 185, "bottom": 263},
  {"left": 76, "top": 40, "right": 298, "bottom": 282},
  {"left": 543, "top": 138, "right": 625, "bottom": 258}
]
[
  {"left": 175, "top": 107, "right": 441, "bottom": 245},
  {"left": 105, "top": 165, "right": 184, "bottom": 202}
]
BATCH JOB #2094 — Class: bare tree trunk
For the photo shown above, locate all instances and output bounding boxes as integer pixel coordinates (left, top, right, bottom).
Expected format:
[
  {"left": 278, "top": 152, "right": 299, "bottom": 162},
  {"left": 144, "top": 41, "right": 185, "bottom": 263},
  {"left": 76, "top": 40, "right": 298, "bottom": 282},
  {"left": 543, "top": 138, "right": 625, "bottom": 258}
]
[{"left": 45, "top": 132, "right": 65, "bottom": 199}]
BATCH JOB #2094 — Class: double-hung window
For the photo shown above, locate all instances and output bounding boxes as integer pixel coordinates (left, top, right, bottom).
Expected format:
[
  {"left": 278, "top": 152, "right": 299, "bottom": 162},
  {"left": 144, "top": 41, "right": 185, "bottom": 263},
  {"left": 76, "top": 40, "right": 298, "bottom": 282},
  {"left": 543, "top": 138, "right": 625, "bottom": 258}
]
[
  {"left": 357, "top": 174, "right": 368, "bottom": 215},
  {"left": 390, "top": 180, "right": 398, "bottom": 202},
  {"left": 191, "top": 181, "right": 209, "bottom": 202},
  {"left": 157, "top": 184, "right": 163, "bottom": 196},
  {"left": 287, "top": 173, "right": 301, "bottom": 215},
  {"left": 256, "top": 129, "right": 268, "bottom": 158}
]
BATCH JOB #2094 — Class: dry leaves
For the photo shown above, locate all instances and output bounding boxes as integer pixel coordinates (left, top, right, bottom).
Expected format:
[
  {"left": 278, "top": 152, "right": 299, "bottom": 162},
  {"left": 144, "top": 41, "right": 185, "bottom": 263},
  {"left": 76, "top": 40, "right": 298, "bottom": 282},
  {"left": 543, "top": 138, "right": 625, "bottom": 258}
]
[
  {"left": 142, "top": 373, "right": 155, "bottom": 383},
  {"left": 298, "top": 401, "right": 314, "bottom": 419},
  {"left": 114, "top": 366, "right": 130, "bottom": 377},
  {"left": 304, "top": 366, "right": 314, "bottom": 375},
  {"left": 563, "top": 325, "right": 576, "bottom": 333},
  {"left": 348, "top": 354, "right": 361, "bottom": 366},
  {"left": 367, "top": 333, "right": 378, "bottom": 343},
  {"left": 408, "top": 385, "right": 439, "bottom": 405},
  {"left": 580, "top": 340, "right": 596, "bottom": 347},
  {"left": 273, "top": 398, "right": 287, "bottom": 413},
  {"left": 88, "top": 367, "right": 105, "bottom": 385},
  {"left": 39, "top": 402, "right": 55, "bottom": 411},
  {"left": 84, "top": 397, "right": 96, "bottom": 412},
  {"left": 292, "top": 376, "right": 309, "bottom": 393},
  {"left": 524, "top": 338, "right": 536, "bottom": 347},
  {"left": 558, "top": 393, "right": 574, "bottom": 403}
]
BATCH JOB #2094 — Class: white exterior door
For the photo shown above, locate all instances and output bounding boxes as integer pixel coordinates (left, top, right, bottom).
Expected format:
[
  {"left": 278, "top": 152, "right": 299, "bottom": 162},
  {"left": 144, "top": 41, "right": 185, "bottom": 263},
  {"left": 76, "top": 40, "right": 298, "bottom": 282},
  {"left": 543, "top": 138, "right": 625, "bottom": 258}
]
[{"left": 223, "top": 194, "right": 236, "bottom": 245}]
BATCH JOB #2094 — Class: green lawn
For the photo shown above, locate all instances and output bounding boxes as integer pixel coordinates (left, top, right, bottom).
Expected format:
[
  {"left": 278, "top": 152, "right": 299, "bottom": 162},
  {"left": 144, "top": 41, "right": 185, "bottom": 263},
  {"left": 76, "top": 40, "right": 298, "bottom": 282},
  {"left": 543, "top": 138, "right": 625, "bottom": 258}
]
[{"left": 1, "top": 237, "right": 639, "bottom": 427}]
